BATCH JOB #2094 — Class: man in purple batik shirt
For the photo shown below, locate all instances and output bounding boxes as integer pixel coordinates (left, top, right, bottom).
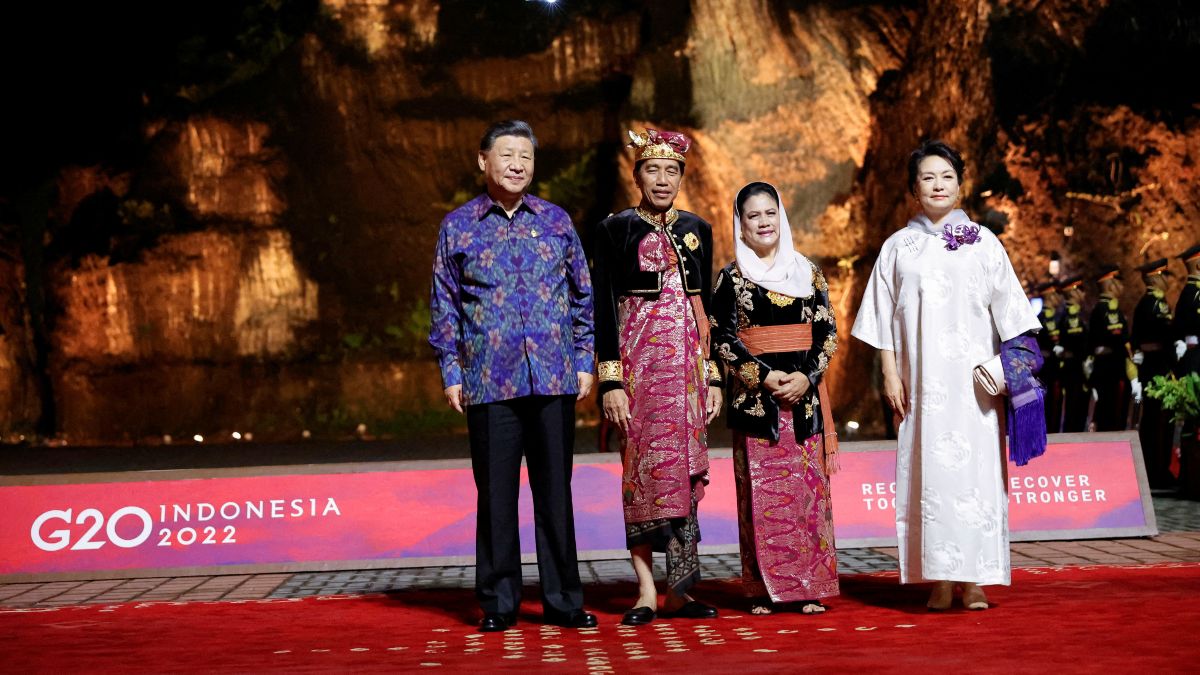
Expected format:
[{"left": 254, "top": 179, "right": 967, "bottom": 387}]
[{"left": 429, "top": 120, "right": 596, "bottom": 632}]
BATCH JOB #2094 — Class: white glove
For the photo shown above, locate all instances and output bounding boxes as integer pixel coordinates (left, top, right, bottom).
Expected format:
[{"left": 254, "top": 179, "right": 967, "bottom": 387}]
[
  {"left": 1083, "top": 356, "right": 1095, "bottom": 380},
  {"left": 1131, "top": 378, "right": 1143, "bottom": 403},
  {"left": 1178, "top": 340, "right": 1188, "bottom": 360},
  {"left": 1053, "top": 345, "right": 1064, "bottom": 357},
  {"left": 1132, "top": 351, "right": 1144, "bottom": 365}
]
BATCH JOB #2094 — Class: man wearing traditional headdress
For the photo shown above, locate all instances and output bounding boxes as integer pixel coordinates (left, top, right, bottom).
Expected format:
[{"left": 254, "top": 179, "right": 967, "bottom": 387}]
[
  {"left": 592, "top": 128, "right": 722, "bottom": 627},
  {"left": 1132, "top": 258, "right": 1175, "bottom": 486}
]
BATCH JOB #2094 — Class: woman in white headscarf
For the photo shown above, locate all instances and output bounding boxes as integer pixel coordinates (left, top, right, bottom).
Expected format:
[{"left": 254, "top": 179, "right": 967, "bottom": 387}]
[{"left": 710, "top": 182, "right": 841, "bottom": 615}]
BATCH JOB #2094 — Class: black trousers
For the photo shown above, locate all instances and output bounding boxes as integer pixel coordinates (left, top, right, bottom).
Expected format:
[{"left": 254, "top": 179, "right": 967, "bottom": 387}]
[
  {"left": 467, "top": 394, "right": 583, "bottom": 617},
  {"left": 1091, "top": 355, "right": 1129, "bottom": 432},
  {"left": 1061, "top": 358, "right": 1089, "bottom": 432},
  {"left": 1139, "top": 352, "right": 1176, "bottom": 487},
  {"left": 1042, "top": 365, "right": 1063, "bottom": 434}
]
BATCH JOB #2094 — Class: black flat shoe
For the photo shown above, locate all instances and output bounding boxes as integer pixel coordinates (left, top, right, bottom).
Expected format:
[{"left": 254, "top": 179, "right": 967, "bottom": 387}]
[
  {"left": 660, "top": 600, "right": 718, "bottom": 619},
  {"left": 545, "top": 609, "right": 598, "bottom": 629},
  {"left": 479, "top": 612, "right": 517, "bottom": 632},
  {"left": 621, "top": 606, "right": 656, "bottom": 626}
]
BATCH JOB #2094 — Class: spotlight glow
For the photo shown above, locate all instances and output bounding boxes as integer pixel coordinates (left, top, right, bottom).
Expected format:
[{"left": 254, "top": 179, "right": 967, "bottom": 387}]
[
  {"left": 846, "top": 420, "right": 860, "bottom": 431},
  {"left": 193, "top": 434, "right": 204, "bottom": 443}
]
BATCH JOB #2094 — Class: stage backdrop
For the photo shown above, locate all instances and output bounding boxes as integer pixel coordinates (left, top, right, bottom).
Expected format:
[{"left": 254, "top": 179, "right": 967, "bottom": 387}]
[{"left": 0, "top": 432, "right": 1156, "bottom": 582}]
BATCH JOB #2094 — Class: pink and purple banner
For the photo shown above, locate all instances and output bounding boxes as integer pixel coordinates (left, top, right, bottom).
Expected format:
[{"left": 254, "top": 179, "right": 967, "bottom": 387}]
[
  {"left": 0, "top": 433, "right": 1156, "bottom": 581},
  {"left": 828, "top": 436, "right": 1154, "bottom": 544}
]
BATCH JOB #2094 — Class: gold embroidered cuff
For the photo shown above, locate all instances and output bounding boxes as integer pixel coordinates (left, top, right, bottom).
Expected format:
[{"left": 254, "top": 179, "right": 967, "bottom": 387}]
[
  {"left": 598, "top": 360, "right": 623, "bottom": 382},
  {"left": 737, "top": 361, "right": 761, "bottom": 387},
  {"left": 705, "top": 360, "right": 722, "bottom": 383}
]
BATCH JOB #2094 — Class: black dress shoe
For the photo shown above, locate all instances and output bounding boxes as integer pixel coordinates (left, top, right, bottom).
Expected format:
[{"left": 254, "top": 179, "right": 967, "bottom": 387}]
[
  {"left": 545, "top": 609, "right": 598, "bottom": 629},
  {"left": 620, "top": 605, "right": 656, "bottom": 626},
  {"left": 660, "top": 600, "right": 718, "bottom": 619},
  {"left": 479, "top": 612, "right": 517, "bottom": 632}
]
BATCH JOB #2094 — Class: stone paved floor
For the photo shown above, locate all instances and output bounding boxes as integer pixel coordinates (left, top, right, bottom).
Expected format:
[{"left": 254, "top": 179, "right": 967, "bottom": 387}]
[{"left": 3, "top": 494, "right": 1198, "bottom": 609}]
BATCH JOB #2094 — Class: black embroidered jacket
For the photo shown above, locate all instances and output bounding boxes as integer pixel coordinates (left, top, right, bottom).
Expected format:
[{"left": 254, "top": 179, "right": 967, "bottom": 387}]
[
  {"left": 592, "top": 207, "right": 718, "bottom": 394},
  {"left": 709, "top": 262, "right": 837, "bottom": 442}
]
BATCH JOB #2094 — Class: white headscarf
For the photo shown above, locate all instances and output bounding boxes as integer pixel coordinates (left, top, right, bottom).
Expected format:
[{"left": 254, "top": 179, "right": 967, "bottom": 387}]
[{"left": 734, "top": 182, "right": 813, "bottom": 298}]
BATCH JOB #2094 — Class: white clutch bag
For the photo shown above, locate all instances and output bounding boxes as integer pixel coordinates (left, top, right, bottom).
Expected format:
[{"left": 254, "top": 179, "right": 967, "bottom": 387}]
[{"left": 973, "top": 355, "right": 1006, "bottom": 396}]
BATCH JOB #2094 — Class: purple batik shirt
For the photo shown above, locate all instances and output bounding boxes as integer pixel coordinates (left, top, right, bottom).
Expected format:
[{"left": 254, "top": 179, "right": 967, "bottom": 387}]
[{"left": 429, "top": 193, "right": 594, "bottom": 406}]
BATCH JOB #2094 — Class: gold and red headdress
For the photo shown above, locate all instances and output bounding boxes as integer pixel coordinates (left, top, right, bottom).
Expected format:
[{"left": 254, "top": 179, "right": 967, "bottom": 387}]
[{"left": 627, "top": 128, "right": 691, "bottom": 164}]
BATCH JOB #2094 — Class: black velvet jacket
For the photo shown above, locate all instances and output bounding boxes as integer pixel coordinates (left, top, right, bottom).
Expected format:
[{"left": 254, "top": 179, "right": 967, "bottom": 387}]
[
  {"left": 710, "top": 261, "right": 837, "bottom": 442},
  {"left": 592, "top": 207, "right": 716, "bottom": 393}
]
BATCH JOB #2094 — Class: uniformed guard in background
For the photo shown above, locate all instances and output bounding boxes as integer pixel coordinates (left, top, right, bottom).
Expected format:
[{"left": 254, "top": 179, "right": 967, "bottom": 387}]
[
  {"left": 1086, "top": 264, "right": 1139, "bottom": 432},
  {"left": 1176, "top": 244, "right": 1200, "bottom": 377},
  {"left": 1059, "top": 275, "right": 1090, "bottom": 432},
  {"left": 1035, "top": 281, "right": 1065, "bottom": 433},
  {"left": 1132, "top": 258, "right": 1175, "bottom": 487},
  {"left": 1172, "top": 244, "right": 1200, "bottom": 492}
]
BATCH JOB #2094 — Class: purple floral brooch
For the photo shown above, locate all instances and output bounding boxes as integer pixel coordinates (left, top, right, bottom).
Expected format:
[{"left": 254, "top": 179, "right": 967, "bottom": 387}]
[{"left": 942, "top": 222, "right": 981, "bottom": 251}]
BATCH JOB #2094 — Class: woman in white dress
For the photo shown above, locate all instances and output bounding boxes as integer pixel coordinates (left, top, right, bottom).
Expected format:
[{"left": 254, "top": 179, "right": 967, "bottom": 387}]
[{"left": 851, "top": 140, "right": 1040, "bottom": 611}]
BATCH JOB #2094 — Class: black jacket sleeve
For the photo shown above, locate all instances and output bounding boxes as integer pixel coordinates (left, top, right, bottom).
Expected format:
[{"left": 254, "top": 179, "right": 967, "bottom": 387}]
[
  {"left": 591, "top": 217, "right": 624, "bottom": 394},
  {"left": 801, "top": 264, "right": 837, "bottom": 386}
]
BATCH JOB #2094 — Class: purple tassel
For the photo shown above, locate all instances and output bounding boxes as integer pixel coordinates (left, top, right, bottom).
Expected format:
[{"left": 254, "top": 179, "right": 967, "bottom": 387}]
[
  {"left": 1007, "top": 387, "right": 1046, "bottom": 466},
  {"left": 1001, "top": 333, "right": 1048, "bottom": 466}
]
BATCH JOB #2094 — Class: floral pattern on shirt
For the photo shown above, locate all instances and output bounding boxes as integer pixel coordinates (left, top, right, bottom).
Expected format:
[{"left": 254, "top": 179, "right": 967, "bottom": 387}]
[{"left": 429, "top": 193, "right": 593, "bottom": 406}]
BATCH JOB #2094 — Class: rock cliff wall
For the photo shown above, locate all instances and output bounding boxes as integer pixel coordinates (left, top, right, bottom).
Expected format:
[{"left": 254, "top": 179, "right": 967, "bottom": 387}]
[{"left": 4, "top": 0, "right": 1196, "bottom": 442}]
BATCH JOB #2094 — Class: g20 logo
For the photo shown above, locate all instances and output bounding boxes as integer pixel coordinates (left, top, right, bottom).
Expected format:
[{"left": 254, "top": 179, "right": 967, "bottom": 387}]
[{"left": 30, "top": 507, "right": 153, "bottom": 552}]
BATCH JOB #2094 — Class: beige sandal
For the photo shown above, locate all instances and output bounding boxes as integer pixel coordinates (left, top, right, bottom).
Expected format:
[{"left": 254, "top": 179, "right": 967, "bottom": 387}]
[
  {"left": 927, "top": 581, "right": 954, "bottom": 611},
  {"left": 749, "top": 598, "right": 775, "bottom": 615},
  {"left": 961, "top": 583, "right": 989, "bottom": 610}
]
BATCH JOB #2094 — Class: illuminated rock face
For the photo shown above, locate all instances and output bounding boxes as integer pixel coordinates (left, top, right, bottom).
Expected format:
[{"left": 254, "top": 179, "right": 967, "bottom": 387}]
[
  {"left": 54, "top": 230, "right": 316, "bottom": 364},
  {"left": 13, "top": 0, "right": 1199, "bottom": 441},
  {"left": 49, "top": 230, "right": 321, "bottom": 438},
  {"left": 0, "top": 249, "right": 40, "bottom": 437},
  {"left": 666, "top": 1, "right": 911, "bottom": 264},
  {"left": 172, "top": 117, "right": 286, "bottom": 226}
]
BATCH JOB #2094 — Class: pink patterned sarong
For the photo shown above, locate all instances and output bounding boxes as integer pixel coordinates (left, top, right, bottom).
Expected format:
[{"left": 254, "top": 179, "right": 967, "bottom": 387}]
[
  {"left": 733, "top": 407, "right": 839, "bottom": 602},
  {"left": 618, "top": 231, "right": 709, "bottom": 524}
]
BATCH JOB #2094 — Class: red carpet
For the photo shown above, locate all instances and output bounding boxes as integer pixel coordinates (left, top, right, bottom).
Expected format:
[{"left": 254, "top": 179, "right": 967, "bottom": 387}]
[{"left": 3, "top": 563, "right": 1198, "bottom": 673}]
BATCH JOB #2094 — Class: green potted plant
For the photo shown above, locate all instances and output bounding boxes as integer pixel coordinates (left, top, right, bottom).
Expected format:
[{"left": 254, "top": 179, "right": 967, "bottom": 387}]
[{"left": 1146, "top": 373, "right": 1200, "bottom": 498}]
